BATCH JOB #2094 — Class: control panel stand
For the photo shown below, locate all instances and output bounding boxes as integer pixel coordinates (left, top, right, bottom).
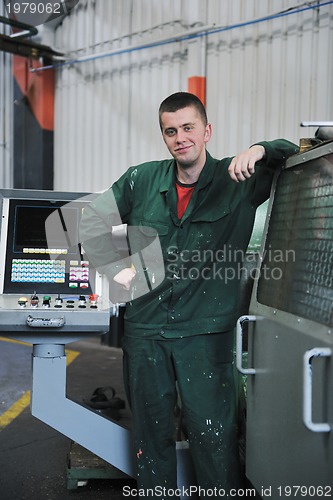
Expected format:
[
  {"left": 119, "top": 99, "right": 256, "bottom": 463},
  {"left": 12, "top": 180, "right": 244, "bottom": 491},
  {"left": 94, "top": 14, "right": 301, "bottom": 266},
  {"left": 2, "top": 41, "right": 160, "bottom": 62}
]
[{"left": 31, "top": 343, "right": 134, "bottom": 476}]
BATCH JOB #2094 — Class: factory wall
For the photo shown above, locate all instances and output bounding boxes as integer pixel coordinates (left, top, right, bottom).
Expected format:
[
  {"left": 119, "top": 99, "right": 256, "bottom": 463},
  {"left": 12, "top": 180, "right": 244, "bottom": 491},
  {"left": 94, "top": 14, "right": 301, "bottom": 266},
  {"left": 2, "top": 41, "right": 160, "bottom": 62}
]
[{"left": 48, "top": 0, "right": 333, "bottom": 192}]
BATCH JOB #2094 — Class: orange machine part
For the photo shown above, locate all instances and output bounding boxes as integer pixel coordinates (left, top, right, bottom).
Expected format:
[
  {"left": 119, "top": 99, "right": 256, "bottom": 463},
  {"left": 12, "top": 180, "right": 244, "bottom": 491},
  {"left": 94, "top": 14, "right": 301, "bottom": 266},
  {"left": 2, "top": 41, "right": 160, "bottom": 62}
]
[
  {"left": 188, "top": 76, "right": 206, "bottom": 107},
  {"left": 13, "top": 56, "right": 55, "bottom": 131}
]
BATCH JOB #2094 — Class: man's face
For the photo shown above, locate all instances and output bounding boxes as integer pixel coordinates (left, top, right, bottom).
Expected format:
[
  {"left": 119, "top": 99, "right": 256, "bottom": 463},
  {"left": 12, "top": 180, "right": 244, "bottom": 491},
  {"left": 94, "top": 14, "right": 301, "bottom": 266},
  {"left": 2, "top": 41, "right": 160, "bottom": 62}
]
[{"left": 160, "top": 106, "right": 212, "bottom": 168}]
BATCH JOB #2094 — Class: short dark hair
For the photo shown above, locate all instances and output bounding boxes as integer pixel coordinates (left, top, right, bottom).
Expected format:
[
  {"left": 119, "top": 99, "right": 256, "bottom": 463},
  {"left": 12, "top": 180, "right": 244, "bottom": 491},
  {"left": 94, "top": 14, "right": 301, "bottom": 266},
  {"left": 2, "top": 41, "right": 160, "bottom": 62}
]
[{"left": 159, "top": 92, "right": 208, "bottom": 129}]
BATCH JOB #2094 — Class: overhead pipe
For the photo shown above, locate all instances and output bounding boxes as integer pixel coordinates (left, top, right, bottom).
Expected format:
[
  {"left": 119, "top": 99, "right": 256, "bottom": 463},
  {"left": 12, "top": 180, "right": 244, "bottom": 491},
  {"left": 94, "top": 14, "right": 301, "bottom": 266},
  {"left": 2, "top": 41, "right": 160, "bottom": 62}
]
[{"left": 0, "top": 14, "right": 38, "bottom": 39}]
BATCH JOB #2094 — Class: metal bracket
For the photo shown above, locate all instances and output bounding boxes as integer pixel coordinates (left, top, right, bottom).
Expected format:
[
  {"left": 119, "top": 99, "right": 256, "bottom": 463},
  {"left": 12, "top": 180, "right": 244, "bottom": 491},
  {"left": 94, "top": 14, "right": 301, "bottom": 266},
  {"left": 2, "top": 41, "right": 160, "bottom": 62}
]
[
  {"left": 236, "top": 315, "right": 257, "bottom": 375},
  {"left": 303, "top": 347, "right": 332, "bottom": 433}
]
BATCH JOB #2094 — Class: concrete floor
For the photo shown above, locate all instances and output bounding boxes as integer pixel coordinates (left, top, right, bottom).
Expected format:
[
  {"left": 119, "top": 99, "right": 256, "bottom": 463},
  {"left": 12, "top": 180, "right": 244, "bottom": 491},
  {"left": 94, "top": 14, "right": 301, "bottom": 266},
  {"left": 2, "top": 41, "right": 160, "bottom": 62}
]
[{"left": 0, "top": 335, "right": 136, "bottom": 500}]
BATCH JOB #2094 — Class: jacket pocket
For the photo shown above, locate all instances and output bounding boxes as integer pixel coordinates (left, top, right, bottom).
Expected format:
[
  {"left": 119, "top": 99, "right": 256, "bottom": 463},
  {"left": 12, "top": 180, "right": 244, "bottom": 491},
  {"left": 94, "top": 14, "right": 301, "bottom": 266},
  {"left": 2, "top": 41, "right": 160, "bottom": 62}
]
[
  {"left": 139, "top": 220, "right": 169, "bottom": 236},
  {"left": 191, "top": 204, "right": 231, "bottom": 223},
  {"left": 186, "top": 204, "right": 234, "bottom": 252}
]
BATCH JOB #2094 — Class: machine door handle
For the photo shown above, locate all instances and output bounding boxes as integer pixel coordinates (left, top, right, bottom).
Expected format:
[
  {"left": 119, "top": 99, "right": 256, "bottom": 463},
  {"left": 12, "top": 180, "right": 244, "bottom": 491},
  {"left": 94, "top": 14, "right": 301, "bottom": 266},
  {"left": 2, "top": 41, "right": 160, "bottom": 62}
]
[
  {"left": 236, "top": 315, "right": 257, "bottom": 375},
  {"left": 303, "top": 347, "right": 331, "bottom": 433},
  {"left": 26, "top": 315, "right": 65, "bottom": 328}
]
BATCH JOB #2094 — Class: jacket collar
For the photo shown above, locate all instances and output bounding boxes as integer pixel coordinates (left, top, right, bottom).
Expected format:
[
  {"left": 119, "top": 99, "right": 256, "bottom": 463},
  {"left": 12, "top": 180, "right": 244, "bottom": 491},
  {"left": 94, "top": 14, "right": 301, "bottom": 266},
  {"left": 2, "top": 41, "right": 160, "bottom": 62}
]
[{"left": 159, "top": 150, "right": 216, "bottom": 194}]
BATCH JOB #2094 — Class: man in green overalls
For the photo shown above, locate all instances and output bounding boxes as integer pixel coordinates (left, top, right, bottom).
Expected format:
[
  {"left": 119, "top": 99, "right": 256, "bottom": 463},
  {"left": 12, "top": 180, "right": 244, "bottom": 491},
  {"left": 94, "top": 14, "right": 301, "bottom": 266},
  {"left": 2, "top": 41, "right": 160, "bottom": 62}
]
[{"left": 80, "top": 92, "right": 298, "bottom": 498}]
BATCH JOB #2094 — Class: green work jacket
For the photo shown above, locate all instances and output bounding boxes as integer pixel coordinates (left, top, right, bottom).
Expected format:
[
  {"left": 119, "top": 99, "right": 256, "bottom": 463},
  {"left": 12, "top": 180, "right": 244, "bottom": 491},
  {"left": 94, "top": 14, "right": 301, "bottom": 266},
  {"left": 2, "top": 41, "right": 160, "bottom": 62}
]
[{"left": 80, "top": 139, "right": 298, "bottom": 339}]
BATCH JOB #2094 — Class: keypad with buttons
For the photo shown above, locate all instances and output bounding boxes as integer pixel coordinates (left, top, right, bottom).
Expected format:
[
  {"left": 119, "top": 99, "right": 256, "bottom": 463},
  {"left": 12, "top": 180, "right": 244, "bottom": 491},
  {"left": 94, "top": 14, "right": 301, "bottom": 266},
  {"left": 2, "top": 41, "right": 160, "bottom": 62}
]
[{"left": 11, "top": 259, "right": 66, "bottom": 283}]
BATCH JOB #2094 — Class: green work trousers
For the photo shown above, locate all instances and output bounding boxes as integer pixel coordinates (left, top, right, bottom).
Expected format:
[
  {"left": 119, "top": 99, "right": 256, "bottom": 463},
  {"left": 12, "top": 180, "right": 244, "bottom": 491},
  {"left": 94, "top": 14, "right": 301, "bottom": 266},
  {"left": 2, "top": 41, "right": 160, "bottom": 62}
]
[{"left": 122, "top": 331, "right": 241, "bottom": 498}]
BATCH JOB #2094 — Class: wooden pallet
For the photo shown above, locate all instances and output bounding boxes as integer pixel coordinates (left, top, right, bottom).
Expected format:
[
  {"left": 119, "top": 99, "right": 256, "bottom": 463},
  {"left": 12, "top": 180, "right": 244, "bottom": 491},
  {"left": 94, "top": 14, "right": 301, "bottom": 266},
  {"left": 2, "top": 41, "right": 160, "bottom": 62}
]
[{"left": 66, "top": 441, "right": 130, "bottom": 490}]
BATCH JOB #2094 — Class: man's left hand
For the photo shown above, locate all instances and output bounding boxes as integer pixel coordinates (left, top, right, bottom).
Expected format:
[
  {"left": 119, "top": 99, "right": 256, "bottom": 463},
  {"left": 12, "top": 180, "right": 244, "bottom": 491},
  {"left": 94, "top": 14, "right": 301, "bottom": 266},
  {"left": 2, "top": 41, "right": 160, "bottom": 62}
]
[{"left": 228, "top": 145, "right": 266, "bottom": 182}]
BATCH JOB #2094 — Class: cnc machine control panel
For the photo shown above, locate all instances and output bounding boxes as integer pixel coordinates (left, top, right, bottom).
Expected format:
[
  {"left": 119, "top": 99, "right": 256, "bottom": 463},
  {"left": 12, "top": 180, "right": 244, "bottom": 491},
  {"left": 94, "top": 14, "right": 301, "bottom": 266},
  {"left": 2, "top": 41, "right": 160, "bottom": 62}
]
[
  {"left": 1, "top": 197, "right": 94, "bottom": 295},
  {"left": 0, "top": 189, "right": 110, "bottom": 339}
]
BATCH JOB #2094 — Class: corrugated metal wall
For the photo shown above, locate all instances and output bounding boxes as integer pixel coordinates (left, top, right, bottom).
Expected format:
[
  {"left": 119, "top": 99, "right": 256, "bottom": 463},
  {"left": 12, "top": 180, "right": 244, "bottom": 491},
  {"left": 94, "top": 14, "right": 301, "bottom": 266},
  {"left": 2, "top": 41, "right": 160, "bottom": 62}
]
[
  {"left": 206, "top": 0, "right": 333, "bottom": 156},
  {"left": 52, "top": 0, "right": 333, "bottom": 193},
  {"left": 0, "top": 1, "right": 13, "bottom": 188}
]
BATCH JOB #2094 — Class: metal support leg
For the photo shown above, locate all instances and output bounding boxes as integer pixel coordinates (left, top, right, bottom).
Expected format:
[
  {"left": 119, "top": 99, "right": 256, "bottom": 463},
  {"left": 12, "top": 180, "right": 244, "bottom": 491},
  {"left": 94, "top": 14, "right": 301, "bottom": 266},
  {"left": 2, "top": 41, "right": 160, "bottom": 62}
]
[{"left": 31, "top": 344, "right": 134, "bottom": 476}]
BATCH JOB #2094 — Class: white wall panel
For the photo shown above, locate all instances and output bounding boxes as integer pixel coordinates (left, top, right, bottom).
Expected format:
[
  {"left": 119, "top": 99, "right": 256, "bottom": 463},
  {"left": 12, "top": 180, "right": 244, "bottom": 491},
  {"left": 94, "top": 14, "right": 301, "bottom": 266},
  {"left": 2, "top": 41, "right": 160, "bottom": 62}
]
[{"left": 51, "top": 0, "right": 333, "bottom": 192}]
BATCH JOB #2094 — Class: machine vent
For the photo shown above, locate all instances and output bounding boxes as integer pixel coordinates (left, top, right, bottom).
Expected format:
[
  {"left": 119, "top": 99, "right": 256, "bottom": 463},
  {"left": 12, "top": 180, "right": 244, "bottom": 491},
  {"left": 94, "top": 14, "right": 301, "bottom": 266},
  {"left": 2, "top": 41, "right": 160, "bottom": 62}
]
[{"left": 257, "top": 153, "right": 333, "bottom": 327}]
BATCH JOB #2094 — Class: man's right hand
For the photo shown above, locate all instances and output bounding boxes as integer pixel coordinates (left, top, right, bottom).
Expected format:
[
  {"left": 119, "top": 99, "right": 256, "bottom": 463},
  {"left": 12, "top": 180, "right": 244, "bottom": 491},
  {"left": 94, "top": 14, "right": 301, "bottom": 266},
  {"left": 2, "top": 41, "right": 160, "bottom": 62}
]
[{"left": 113, "top": 267, "right": 136, "bottom": 290}]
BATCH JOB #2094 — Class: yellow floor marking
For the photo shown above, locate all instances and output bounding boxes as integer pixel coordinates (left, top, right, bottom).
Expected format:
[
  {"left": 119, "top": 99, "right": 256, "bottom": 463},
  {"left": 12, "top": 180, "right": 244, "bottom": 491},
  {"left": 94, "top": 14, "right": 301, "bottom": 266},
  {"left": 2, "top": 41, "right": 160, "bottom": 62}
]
[
  {"left": 0, "top": 336, "right": 30, "bottom": 346},
  {"left": 0, "top": 337, "right": 80, "bottom": 431},
  {"left": 65, "top": 348, "right": 80, "bottom": 365},
  {"left": 0, "top": 391, "right": 31, "bottom": 430}
]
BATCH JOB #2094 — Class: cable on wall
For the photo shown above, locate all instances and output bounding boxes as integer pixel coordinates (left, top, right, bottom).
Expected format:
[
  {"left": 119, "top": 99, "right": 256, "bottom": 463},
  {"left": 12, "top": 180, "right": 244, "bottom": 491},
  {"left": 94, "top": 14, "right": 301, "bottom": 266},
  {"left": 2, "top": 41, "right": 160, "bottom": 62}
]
[{"left": 30, "top": 0, "right": 333, "bottom": 73}]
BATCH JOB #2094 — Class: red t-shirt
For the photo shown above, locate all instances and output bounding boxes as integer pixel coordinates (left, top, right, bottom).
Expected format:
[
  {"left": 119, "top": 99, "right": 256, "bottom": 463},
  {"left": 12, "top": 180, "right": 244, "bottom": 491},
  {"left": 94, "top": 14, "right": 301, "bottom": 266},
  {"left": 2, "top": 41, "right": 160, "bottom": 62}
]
[{"left": 175, "top": 179, "right": 197, "bottom": 219}]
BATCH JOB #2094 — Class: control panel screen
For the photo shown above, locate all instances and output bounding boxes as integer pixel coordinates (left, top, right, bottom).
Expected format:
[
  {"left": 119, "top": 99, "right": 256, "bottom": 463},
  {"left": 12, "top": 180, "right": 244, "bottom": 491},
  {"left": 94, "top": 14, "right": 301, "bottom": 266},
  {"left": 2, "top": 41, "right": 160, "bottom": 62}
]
[
  {"left": 3, "top": 198, "right": 95, "bottom": 295},
  {"left": 14, "top": 206, "right": 56, "bottom": 249}
]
